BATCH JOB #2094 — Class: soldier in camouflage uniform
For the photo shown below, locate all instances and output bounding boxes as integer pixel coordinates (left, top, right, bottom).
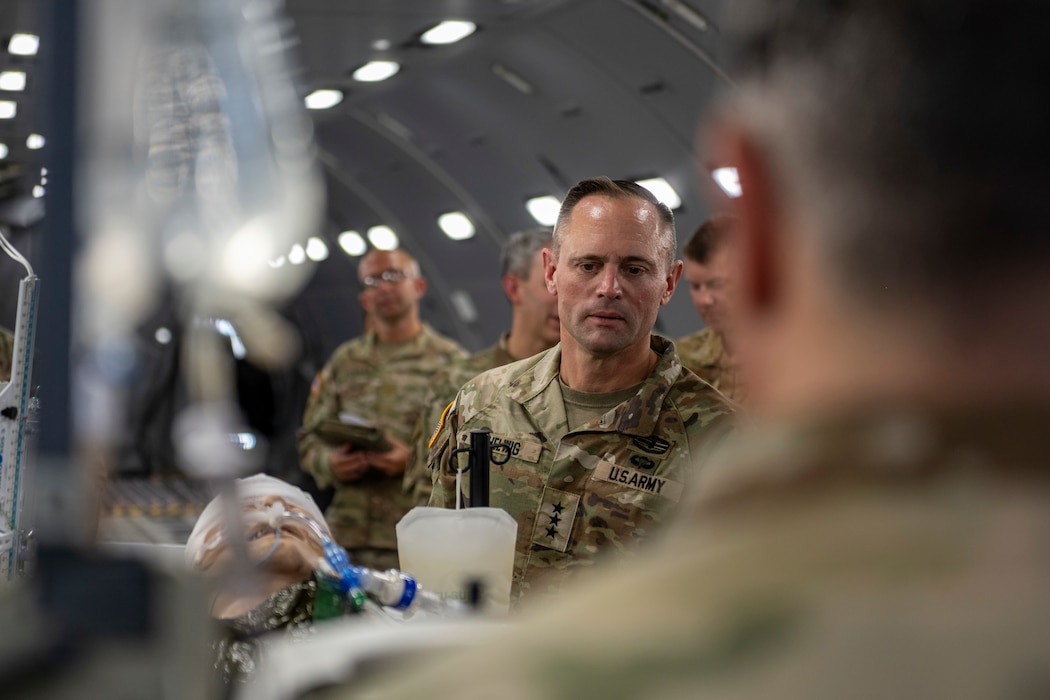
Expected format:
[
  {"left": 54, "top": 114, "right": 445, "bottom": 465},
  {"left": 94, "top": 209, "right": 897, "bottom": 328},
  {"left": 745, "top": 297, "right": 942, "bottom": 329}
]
[
  {"left": 403, "top": 228, "right": 560, "bottom": 504},
  {"left": 298, "top": 248, "right": 466, "bottom": 570},
  {"left": 0, "top": 325, "right": 13, "bottom": 383},
  {"left": 426, "top": 178, "right": 731, "bottom": 605},
  {"left": 330, "top": 1, "right": 1050, "bottom": 697},
  {"left": 677, "top": 215, "right": 744, "bottom": 404}
]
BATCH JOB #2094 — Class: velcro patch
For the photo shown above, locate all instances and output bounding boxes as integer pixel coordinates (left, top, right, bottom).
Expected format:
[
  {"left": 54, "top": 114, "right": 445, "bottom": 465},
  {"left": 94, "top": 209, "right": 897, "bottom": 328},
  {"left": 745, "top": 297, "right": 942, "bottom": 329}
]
[
  {"left": 592, "top": 461, "right": 683, "bottom": 502},
  {"left": 531, "top": 489, "right": 580, "bottom": 552}
]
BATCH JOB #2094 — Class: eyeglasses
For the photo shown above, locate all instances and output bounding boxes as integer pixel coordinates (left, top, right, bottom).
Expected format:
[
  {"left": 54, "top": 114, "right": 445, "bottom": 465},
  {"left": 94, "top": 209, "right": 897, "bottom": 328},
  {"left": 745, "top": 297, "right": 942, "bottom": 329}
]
[{"left": 362, "top": 269, "right": 410, "bottom": 288}]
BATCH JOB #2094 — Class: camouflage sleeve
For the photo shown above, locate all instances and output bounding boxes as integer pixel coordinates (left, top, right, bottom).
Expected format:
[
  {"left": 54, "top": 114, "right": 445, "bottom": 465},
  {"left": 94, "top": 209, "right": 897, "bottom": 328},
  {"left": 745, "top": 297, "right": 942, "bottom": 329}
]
[
  {"left": 402, "top": 395, "right": 439, "bottom": 505},
  {"left": 297, "top": 366, "right": 339, "bottom": 489}
]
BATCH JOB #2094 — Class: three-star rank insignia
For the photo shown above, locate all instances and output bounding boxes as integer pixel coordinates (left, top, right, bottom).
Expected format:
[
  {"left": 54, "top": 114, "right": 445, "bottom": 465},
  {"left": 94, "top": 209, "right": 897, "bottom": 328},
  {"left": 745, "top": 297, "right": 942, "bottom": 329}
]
[{"left": 531, "top": 489, "right": 579, "bottom": 552}]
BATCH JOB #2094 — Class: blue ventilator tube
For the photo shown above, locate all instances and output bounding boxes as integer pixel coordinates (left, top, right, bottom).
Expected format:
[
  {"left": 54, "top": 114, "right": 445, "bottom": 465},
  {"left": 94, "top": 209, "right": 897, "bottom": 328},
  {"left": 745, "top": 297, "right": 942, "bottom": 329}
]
[{"left": 276, "top": 510, "right": 453, "bottom": 613}]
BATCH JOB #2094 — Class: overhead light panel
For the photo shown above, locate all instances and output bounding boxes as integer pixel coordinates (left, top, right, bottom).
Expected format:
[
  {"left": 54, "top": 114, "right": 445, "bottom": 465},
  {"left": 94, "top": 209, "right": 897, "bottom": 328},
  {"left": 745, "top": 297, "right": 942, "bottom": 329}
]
[
  {"left": 421, "top": 20, "right": 477, "bottom": 45},
  {"left": 637, "top": 177, "right": 682, "bottom": 210},
  {"left": 26, "top": 133, "right": 45, "bottom": 149},
  {"left": 305, "top": 89, "right": 343, "bottom": 110},
  {"left": 8, "top": 34, "right": 39, "bottom": 56},
  {"left": 32, "top": 185, "right": 44, "bottom": 198},
  {"left": 0, "top": 101, "right": 16, "bottom": 119},
  {"left": 0, "top": 143, "right": 7, "bottom": 159},
  {"left": 438, "top": 212, "right": 475, "bottom": 241},
  {"left": 367, "top": 225, "right": 399, "bottom": 250},
  {"left": 0, "top": 71, "right": 26, "bottom": 91},
  {"left": 712, "top": 167, "right": 742, "bottom": 198},
  {"left": 353, "top": 60, "right": 400, "bottom": 83},
  {"left": 154, "top": 327, "right": 173, "bottom": 345},
  {"left": 526, "top": 196, "right": 561, "bottom": 226},
  {"left": 338, "top": 230, "right": 367, "bottom": 257},
  {"left": 306, "top": 236, "right": 330, "bottom": 261},
  {"left": 491, "top": 63, "right": 534, "bottom": 95}
]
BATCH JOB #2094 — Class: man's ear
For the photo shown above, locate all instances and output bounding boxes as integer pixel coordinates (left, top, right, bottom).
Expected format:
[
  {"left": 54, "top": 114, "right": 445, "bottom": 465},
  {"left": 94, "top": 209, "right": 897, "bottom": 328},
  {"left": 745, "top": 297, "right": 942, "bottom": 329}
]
[
  {"left": 660, "top": 259, "right": 684, "bottom": 306},
  {"left": 412, "top": 275, "right": 428, "bottom": 299},
  {"left": 502, "top": 274, "right": 522, "bottom": 306},
  {"left": 705, "top": 121, "right": 781, "bottom": 315},
  {"left": 542, "top": 247, "right": 558, "bottom": 295}
]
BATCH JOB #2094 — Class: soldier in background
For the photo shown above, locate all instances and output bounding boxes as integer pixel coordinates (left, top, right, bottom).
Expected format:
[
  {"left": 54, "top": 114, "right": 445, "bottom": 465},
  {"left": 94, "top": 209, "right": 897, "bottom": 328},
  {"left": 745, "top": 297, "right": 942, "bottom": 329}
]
[
  {"left": 341, "top": 0, "right": 1050, "bottom": 697},
  {"left": 403, "top": 227, "right": 560, "bottom": 504},
  {"left": 0, "top": 325, "right": 13, "bottom": 383},
  {"left": 298, "top": 248, "right": 466, "bottom": 570},
  {"left": 676, "top": 215, "right": 744, "bottom": 403},
  {"left": 426, "top": 177, "right": 730, "bottom": 605}
]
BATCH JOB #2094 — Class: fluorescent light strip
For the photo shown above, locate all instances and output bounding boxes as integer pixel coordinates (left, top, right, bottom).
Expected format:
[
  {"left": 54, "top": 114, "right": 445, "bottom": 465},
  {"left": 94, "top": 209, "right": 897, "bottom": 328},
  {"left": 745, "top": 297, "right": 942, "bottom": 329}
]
[
  {"left": 636, "top": 177, "right": 682, "bottom": 210},
  {"left": 421, "top": 21, "right": 477, "bottom": 45},
  {"left": 438, "top": 212, "right": 475, "bottom": 240},
  {"left": 526, "top": 196, "right": 561, "bottom": 226}
]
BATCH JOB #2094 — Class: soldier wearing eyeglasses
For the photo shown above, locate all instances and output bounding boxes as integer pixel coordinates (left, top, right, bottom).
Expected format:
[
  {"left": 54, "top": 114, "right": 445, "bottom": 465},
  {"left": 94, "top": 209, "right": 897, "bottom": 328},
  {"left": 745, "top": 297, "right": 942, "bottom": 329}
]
[{"left": 297, "top": 248, "right": 467, "bottom": 570}]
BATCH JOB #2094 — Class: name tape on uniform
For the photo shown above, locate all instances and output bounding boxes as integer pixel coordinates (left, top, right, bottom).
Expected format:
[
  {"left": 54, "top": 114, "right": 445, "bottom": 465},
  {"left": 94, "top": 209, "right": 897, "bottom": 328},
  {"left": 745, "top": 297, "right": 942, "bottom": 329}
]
[{"left": 592, "top": 461, "right": 683, "bottom": 502}]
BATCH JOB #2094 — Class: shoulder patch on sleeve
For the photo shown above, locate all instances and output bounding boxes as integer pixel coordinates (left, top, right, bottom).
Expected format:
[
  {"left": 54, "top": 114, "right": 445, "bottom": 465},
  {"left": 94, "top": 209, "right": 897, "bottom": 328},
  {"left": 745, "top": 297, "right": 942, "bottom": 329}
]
[
  {"left": 428, "top": 400, "right": 456, "bottom": 449},
  {"left": 310, "top": 371, "right": 323, "bottom": 397}
]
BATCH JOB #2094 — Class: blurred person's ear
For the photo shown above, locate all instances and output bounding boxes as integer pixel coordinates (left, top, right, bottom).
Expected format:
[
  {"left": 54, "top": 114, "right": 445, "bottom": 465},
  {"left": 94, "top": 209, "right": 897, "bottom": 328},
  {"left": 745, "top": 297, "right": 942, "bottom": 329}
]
[
  {"left": 411, "top": 275, "right": 427, "bottom": 299},
  {"left": 704, "top": 122, "right": 781, "bottom": 317},
  {"left": 502, "top": 274, "right": 522, "bottom": 306}
]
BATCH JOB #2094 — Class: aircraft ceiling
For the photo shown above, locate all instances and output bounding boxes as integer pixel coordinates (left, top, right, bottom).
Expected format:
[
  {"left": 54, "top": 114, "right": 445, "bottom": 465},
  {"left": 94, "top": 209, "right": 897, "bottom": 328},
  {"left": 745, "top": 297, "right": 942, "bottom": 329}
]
[
  {"left": 284, "top": 0, "right": 731, "bottom": 354},
  {"left": 0, "top": 0, "right": 733, "bottom": 475}
]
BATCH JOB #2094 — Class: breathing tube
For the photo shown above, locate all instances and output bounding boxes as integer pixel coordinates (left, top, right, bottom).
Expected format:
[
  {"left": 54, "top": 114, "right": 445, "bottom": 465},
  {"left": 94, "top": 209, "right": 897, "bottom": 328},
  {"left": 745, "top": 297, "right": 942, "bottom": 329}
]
[{"left": 269, "top": 509, "right": 458, "bottom": 615}]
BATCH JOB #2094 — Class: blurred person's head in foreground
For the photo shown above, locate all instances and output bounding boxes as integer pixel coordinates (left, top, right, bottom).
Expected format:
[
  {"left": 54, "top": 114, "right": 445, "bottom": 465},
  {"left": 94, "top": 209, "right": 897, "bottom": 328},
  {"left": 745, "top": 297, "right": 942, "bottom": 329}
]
[{"left": 707, "top": 0, "right": 1050, "bottom": 419}]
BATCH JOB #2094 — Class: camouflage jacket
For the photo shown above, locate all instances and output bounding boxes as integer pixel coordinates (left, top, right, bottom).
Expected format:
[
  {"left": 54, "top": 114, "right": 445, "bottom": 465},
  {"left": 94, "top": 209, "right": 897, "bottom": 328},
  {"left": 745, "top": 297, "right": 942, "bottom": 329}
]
[
  {"left": 353, "top": 403, "right": 1050, "bottom": 700},
  {"left": 676, "top": 327, "right": 743, "bottom": 403},
  {"left": 298, "top": 324, "right": 467, "bottom": 551},
  {"left": 0, "top": 325, "right": 13, "bottom": 383},
  {"left": 427, "top": 335, "right": 731, "bottom": 604},
  {"left": 403, "top": 333, "right": 518, "bottom": 504}
]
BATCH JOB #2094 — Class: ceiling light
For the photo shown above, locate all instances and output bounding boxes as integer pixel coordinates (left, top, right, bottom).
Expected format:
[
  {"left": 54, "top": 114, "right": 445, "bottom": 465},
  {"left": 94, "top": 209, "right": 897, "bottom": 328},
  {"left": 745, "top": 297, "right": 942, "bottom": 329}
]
[
  {"left": 421, "top": 20, "right": 477, "bottom": 45},
  {"left": 637, "top": 177, "right": 682, "bottom": 210},
  {"left": 371, "top": 39, "right": 392, "bottom": 51},
  {"left": 712, "top": 167, "right": 742, "bottom": 198},
  {"left": 491, "top": 63, "right": 534, "bottom": 95},
  {"left": 0, "top": 143, "right": 7, "bottom": 159},
  {"left": 338, "top": 230, "right": 367, "bottom": 257},
  {"left": 32, "top": 185, "right": 44, "bottom": 198},
  {"left": 367, "top": 225, "right": 399, "bottom": 250},
  {"left": 26, "top": 133, "right": 45, "bottom": 149},
  {"left": 154, "top": 327, "right": 173, "bottom": 344},
  {"left": 353, "top": 60, "right": 400, "bottom": 83},
  {"left": 288, "top": 243, "right": 307, "bottom": 265},
  {"left": 0, "top": 71, "right": 26, "bottom": 91},
  {"left": 304, "top": 89, "right": 343, "bottom": 110},
  {"left": 8, "top": 34, "right": 39, "bottom": 57},
  {"left": 526, "top": 196, "right": 561, "bottom": 226},
  {"left": 0, "top": 101, "right": 16, "bottom": 119},
  {"left": 305, "top": 236, "right": 330, "bottom": 261},
  {"left": 438, "top": 212, "right": 475, "bottom": 241}
]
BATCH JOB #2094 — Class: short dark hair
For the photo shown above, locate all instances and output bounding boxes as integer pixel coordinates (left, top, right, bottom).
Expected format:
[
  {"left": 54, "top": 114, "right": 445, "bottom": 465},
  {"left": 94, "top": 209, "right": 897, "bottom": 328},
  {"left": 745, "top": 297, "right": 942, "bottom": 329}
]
[
  {"left": 723, "top": 0, "right": 1050, "bottom": 306},
  {"left": 552, "top": 177, "right": 677, "bottom": 271},
  {"left": 500, "top": 228, "right": 552, "bottom": 279},
  {"left": 683, "top": 215, "right": 736, "bottom": 265}
]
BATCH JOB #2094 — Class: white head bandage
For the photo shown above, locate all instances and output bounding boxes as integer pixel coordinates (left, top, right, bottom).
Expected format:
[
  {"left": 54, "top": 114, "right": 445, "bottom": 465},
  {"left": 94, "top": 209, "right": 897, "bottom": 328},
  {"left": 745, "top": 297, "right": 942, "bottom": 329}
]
[{"left": 184, "top": 474, "right": 329, "bottom": 571}]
